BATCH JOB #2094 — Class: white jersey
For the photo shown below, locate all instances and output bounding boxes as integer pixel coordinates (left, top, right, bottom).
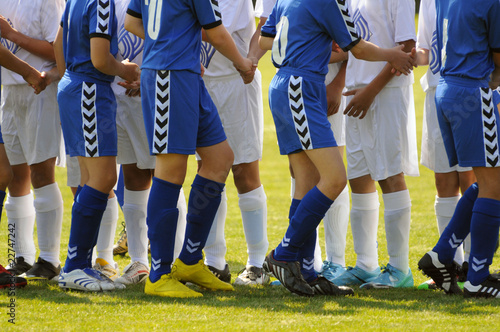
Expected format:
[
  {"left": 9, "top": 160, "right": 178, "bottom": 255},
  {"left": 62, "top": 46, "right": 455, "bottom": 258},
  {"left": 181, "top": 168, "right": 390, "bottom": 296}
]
[
  {"left": 254, "top": 0, "right": 275, "bottom": 18},
  {"left": 416, "top": 0, "right": 440, "bottom": 92},
  {"left": 0, "top": 0, "right": 64, "bottom": 85},
  {"left": 345, "top": 0, "right": 415, "bottom": 88},
  {"left": 203, "top": 0, "right": 255, "bottom": 77},
  {"left": 111, "top": 0, "right": 144, "bottom": 96}
]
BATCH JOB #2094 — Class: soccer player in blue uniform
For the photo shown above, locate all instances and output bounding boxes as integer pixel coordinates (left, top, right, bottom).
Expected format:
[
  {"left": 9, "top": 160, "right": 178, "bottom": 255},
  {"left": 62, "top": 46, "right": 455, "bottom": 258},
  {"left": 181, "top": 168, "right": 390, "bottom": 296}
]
[
  {"left": 125, "top": 0, "right": 255, "bottom": 297},
  {"left": 418, "top": 0, "right": 500, "bottom": 298},
  {"left": 259, "top": 0, "right": 415, "bottom": 297},
  {"left": 54, "top": 0, "right": 140, "bottom": 291}
]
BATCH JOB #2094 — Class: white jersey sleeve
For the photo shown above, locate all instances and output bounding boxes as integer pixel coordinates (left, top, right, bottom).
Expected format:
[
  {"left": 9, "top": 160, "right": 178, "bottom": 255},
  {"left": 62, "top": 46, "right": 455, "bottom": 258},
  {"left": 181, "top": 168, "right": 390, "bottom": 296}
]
[
  {"left": 417, "top": 0, "right": 440, "bottom": 91},
  {"left": 254, "top": 0, "right": 276, "bottom": 18}
]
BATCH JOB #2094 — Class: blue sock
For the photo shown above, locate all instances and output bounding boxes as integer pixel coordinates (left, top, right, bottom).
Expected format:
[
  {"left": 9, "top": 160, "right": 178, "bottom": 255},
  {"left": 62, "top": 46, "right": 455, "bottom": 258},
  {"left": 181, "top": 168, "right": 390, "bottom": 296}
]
[
  {"left": 468, "top": 198, "right": 500, "bottom": 285},
  {"left": 0, "top": 189, "right": 6, "bottom": 217},
  {"left": 178, "top": 175, "right": 224, "bottom": 265},
  {"left": 288, "top": 198, "right": 301, "bottom": 220},
  {"left": 64, "top": 185, "right": 108, "bottom": 272},
  {"left": 274, "top": 186, "right": 333, "bottom": 262},
  {"left": 433, "top": 183, "right": 478, "bottom": 264},
  {"left": 114, "top": 166, "right": 125, "bottom": 209},
  {"left": 148, "top": 177, "right": 182, "bottom": 283}
]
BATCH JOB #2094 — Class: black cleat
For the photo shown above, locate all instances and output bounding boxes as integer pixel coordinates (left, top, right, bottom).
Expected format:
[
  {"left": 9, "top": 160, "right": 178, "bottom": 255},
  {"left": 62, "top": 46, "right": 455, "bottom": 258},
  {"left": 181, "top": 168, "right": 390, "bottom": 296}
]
[
  {"left": 464, "top": 275, "right": 500, "bottom": 298},
  {"left": 263, "top": 250, "right": 314, "bottom": 297},
  {"left": 0, "top": 264, "right": 27, "bottom": 289},
  {"left": 208, "top": 264, "right": 231, "bottom": 283},
  {"left": 309, "top": 275, "right": 354, "bottom": 296},
  {"left": 418, "top": 251, "right": 462, "bottom": 295},
  {"left": 25, "top": 257, "right": 61, "bottom": 281},
  {"left": 458, "top": 261, "right": 468, "bottom": 283},
  {"left": 6, "top": 257, "right": 32, "bottom": 276}
]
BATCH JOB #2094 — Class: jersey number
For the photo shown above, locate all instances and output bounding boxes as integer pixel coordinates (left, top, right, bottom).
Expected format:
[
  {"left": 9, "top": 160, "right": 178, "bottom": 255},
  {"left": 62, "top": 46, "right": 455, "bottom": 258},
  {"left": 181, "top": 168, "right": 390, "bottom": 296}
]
[
  {"left": 272, "top": 16, "right": 289, "bottom": 66},
  {"left": 145, "top": 0, "right": 162, "bottom": 40},
  {"left": 441, "top": 19, "right": 448, "bottom": 68}
]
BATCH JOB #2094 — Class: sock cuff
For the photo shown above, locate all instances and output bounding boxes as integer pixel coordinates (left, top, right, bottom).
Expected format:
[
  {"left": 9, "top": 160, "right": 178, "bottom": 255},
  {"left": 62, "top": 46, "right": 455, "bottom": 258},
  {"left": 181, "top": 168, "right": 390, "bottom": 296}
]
[
  {"left": 351, "top": 192, "right": 379, "bottom": 210},
  {"left": 238, "top": 185, "right": 266, "bottom": 211},
  {"left": 5, "top": 192, "right": 35, "bottom": 218},
  {"left": 472, "top": 198, "right": 500, "bottom": 223},
  {"left": 34, "top": 183, "right": 63, "bottom": 212},
  {"left": 307, "top": 186, "right": 334, "bottom": 212},
  {"left": 435, "top": 195, "right": 460, "bottom": 217},
  {"left": 192, "top": 174, "right": 225, "bottom": 198},
  {"left": 124, "top": 188, "right": 150, "bottom": 206},
  {"left": 383, "top": 189, "right": 411, "bottom": 211},
  {"left": 463, "top": 182, "right": 479, "bottom": 201},
  {"left": 153, "top": 177, "right": 182, "bottom": 190},
  {"left": 76, "top": 185, "right": 109, "bottom": 210}
]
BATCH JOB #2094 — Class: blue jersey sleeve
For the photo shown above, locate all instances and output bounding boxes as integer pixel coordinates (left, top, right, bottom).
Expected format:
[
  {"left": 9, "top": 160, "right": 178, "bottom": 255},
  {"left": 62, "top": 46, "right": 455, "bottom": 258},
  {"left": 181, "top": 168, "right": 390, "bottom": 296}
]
[
  {"left": 315, "top": 0, "right": 360, "bottom": 51},
  {"left": 488, "top": 1, "right": 500, "bottom": 52},
  {"left": 89, "top": 0, "right": 116, "bottom": 41},
  {"left": 261, "top": 4, "right": 277, "bottom": 37},
  {"left": 194, "top": 0, "right": 223, "bottom": 29},
  {"left": 127, "top": 0, "right": 142, "bottom": 18}
]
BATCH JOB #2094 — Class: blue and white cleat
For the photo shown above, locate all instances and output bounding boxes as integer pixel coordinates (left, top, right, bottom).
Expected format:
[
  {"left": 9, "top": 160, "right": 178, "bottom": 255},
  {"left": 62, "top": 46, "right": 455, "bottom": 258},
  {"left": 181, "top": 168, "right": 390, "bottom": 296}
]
[
  {"left": 332, "top": 266, "right": 380, "bottom": 286},
  {"left": 59, "top": 268, "right": 119, "bottom": 291},
  {"left": 360, "top": 264, "right": 414, "bottom": 289}
]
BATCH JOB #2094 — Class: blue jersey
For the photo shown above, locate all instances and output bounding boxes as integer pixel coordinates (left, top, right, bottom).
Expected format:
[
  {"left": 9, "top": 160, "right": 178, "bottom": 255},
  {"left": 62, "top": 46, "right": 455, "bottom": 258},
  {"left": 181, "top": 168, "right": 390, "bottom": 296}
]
[
  {"left": 261, "top": 0, "right": 360, "bottom": 75},
  {"left": 127, "top": 0, "right": 222, "bottom": 73},
  {"left": 436, "top": 0, "right": 500, "bottom": 82},
  {"left": 61, "top": 0, "right": 118, "bottom": 83}
]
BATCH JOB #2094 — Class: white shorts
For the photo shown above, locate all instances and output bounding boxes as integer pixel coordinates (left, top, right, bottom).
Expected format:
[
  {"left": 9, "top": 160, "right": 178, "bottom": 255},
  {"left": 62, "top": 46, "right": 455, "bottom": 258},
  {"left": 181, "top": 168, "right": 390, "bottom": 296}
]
[
  {"left": 1, "top": 84, "right": 61, "bottom": 165},
  {"left": 66, "top": 155, "right": 80, "bottom": 188},
  {"left": 421, "top": 87, "right": 472, "bottom": 173},
  {"left": 325, "top": 63, "right": 346, "bottom": 146},
  {"left": 346, "top": 85, "right": 419, "bottom": 181},
  {"left": 203, "top": 70, "right": 264, "bottom": 165},
  {"left": 116, "top": 94, "right": 156, "bottom": 170}
]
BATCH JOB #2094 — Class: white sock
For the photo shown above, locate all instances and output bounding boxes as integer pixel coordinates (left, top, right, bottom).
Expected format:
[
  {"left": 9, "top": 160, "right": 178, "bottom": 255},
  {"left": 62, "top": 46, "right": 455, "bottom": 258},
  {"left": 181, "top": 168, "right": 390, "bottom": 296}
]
[
  {"left": 96, "top": 196, "right": 118, "bottom": 265},
  {"left": 383, "top": 190, "right": 411, "bottom": 273},
  {"left": 123, "top": 188, "right": 149, "bottom": 267},
  {"left": 324, "top": 185, "right": 349, "bottom": 266},
  {"left": 290, "top": 177, "right": 295, "bottom": 198},
  {"left": 173, "top": 188, "right": 187, "bottom": 260},
  {"left": 351, "top": 192, "right": 379, "bottom": 272},
  {"left": 204, "top": 189, "right": 227, "bottom": 270},
  {"left": 435, "top": 195, "right": 464, "bottom": 265},
  {"left": 463, "top": 234, "right": 471, "bottom": 263},
  {"left": 5, "top": 193, "right": 36, "bottom": 265},
  {"left": 34, "top": 183, "right": 63, "bottom": 267},
  {"left": 314, "top": 228, "right": 322, "bottom": 272},
  {"left": 239, "top": 185, "right": 268, "bottom": 268}
]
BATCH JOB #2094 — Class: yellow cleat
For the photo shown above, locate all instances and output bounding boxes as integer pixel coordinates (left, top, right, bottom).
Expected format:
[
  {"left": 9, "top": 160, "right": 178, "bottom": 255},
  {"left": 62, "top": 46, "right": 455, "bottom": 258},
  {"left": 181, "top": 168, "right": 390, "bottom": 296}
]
[
  {"left": 171, "top": 259, "right": 234, "bottom": 291},
  {"left": 144, "top": 274, "right": 203, "bottom": 298}
]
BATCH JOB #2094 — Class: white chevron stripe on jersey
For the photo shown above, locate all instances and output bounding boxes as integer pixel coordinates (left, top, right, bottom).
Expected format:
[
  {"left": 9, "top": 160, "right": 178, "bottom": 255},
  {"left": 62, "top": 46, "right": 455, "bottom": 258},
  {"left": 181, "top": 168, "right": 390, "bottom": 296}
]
[
  {"left": 97, "top": 0, "right": 111, "bottom": 34},
  {"left": 289, "top": 76, "right": 312, "bottom": 150},
  {"left": 430, "top": 31, "right": 440, "bottom": 74},
  {"left": 201, "top": 41, "right": 216, "bottom": 68},
  {"left": 81, "top": 82, "right": 99, "bottom": 157},
  {"left": 335, "top": 0, "right": 359, "bottom": 40},
  {"left": 210, "top": 0, "right": 222, "bottom": 21},
  {"left": 353, "top": 9, "right": 371, "bottom": 41},
  {"left": 480, "top": 88, "right": 499, "bottom": 167},
  {"left": 153, "top": 70, "right": 170, "bottom": 154}
]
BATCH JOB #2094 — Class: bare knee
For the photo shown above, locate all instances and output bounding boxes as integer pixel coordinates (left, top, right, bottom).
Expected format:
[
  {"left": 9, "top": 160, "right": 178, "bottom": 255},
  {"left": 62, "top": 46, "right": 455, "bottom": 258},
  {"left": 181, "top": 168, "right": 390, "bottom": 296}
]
[{"left": 30, "top": 158, "right": 56, "bottom": 189}]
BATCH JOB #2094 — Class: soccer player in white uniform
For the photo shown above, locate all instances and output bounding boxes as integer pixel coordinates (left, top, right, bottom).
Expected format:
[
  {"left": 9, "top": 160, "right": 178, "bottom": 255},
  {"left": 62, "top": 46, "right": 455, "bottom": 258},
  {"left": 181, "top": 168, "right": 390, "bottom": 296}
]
[
  {"left": 415, "top": 0, "right": 475, "bottom": 290},
  {"left": 255, "top": 0, "right": 351, "bottom": 283},
  {"left": 332, "top": 0, "right": 418, "bottom": 289},
  {"left": 200, "top": 0, "right": 269, "bottom": 286},
  {"left": 0, "top": 0, "right": 65, "bottom": 281},
  {"left": 418, "top": 0, "right": 500, "bottom": 299}
]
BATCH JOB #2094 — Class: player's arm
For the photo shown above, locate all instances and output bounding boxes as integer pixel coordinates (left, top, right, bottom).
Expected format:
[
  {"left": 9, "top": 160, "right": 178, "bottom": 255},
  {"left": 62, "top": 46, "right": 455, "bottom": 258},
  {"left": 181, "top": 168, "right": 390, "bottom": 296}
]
[
  {"left": 344, "top": 39, "right": 415, "bottom": 119},
  {"left": 0, "top": 43, "right": 46, "bottom": 94},
  {"left": 330, "top": 43, "right": 348, "bottom": 63},
  {"left": 490, "top": 52, "right": 500, "bottom": 90},
  {"left": 258, "top": 35, "right": 273, "bottom": 51},
  {"left": 0, "top": 15, "right": 56, "bottom": 62},
  {"left": 124, "top": 13, "right": 145, "bottom": 40},
  {"left": 90, "top": 37, "right": 140, "bottom": 82},
  {"left": 248, "top": 16, "right": 269, "bottom": 64},
  {"left": 205, "top": 24, "right": 255, "bottom": 84},
  {"left": 53, "top": 25, "right": 66, "bottom": 80}
]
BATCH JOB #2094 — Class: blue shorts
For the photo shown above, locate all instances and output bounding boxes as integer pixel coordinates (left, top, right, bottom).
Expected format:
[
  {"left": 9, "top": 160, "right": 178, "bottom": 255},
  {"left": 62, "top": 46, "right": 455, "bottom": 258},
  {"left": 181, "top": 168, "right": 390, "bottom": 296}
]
[
  {"left": 141, "top": 69, "right": 226, "bottom": 155},
  {"left": 268, "top": 67, "right": 336, "bottom": 155},
  {"left": 58, "top": 72, "right": 117, "bottom": 157},
  {"left": 436, "top": 76, "right": 500, "bottom": 168},
  {"left": 0, "top": 125, "right": 3, "bottom": 144}
]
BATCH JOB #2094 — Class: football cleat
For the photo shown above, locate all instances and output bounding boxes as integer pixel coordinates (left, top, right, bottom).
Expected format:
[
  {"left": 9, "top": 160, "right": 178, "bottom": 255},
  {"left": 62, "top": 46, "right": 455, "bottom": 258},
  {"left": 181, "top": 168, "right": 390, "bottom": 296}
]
[
  {"left": 58, "top": 268, "right": 115, "bottom": 292},
  {"left": 113, "top": 222, "right": 128, "bottom": 256},
  {"left": 6, "top": 257, "right": 32, "bottom": 276},
  {"left": 93, "top": 258, "right": 120, "bottom": 281},
  {"left": 0, "top": 264, "right": 27, "bottom": 289},
  {"left": 24, "top": 257, "right": 61, "bottom": 281},
  {"left": 234, "top": 266, "right": 270, "bottom": 286},
  {"left": 115, "top": 261, "right": 149, "bottom": 285},
  {"left": 145, "top": 274, "right": 202, "bottom": 298},
  {"left": 263, "top": 250, "right": 314, "bottom": 297},
  {"left": 171, "top": 259, "right": 234, "bottom": 291},
  {"left": 320, "top": 261, "right": 345, "bottom": 282},
  {"left": 207, "top": 263, "right": 231, "bottom": 283},
  {"left": 464, "top": 275, "right": 500, "bottom": 298},
  {"left": 332, "top": 266, "right": 380, "bottom": 286},
  {"left": 418, "top": 251, "right": 462, "bottom": 295},
  {"left": 309, "top": 275, "right": 354, "bottom": 296},
  {"left": 360, "top": 264, "right": 414, "bottom": 289}
]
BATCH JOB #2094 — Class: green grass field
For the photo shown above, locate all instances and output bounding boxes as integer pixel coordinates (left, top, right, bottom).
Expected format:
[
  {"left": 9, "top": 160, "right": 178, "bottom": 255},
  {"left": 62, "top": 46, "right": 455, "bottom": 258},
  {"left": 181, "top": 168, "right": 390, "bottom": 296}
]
[{"left": 1, "top": 43, "right": 500, "bottom": 332}]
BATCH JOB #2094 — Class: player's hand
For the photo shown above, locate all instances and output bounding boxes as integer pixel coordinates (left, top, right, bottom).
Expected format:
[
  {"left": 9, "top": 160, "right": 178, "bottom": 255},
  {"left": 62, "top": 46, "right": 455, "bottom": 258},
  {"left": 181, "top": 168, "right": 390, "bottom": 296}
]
[
  {"left": 121, "top": 59, "right": 140, "bottom": 83},
  {"left": 343, "top": 87, "right": 376, "bottom": 119},
  {"left": 118, "top": 80, "right": 141, "bottom": 97},
  {"left": 235, "top": 57, "right": 256, "bottom": 84},
  {"left": 0, "top": 15, "right": 15, "bottom": 40},
  {"left": 388, "top": 45, "right": 415, "bottom": 76},
  {"left": 326, "top": 81, "right": 343, "bottom": 116},
  {"left": 24, "top": 69, "right": 47, "bottom": 95}
]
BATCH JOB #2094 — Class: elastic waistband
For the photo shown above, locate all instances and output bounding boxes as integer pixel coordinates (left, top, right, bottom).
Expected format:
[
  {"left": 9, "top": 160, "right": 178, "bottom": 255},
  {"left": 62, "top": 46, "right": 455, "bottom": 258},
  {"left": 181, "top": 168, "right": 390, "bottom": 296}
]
[
  {"left": 64, "top": 71, "right": 111, "bottom": 86},
  {"left": 277, "top": 67, "right": 325, "bottom": 83},
  {"left": 440, "top": 75, "right": 489, "bottom": 88}
]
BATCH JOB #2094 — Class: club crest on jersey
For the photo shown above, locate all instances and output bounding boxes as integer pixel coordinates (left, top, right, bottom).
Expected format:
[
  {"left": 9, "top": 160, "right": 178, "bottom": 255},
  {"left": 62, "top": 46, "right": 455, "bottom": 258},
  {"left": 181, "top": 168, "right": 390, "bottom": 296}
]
[
  {"left": 200, "top": 42, "right": 216, "bottom": 68},
  {"left": 118, "top": 24, "right": 144, "bottom": 62},
  {"left": 353, "top": 10, "right": 372, "bottom": 42},
  {"left": 0, "top": 18, "right": 20, "bottom": 54},
  {"left": 430, "top": 30, "right": 440, "bottom": 74}
]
